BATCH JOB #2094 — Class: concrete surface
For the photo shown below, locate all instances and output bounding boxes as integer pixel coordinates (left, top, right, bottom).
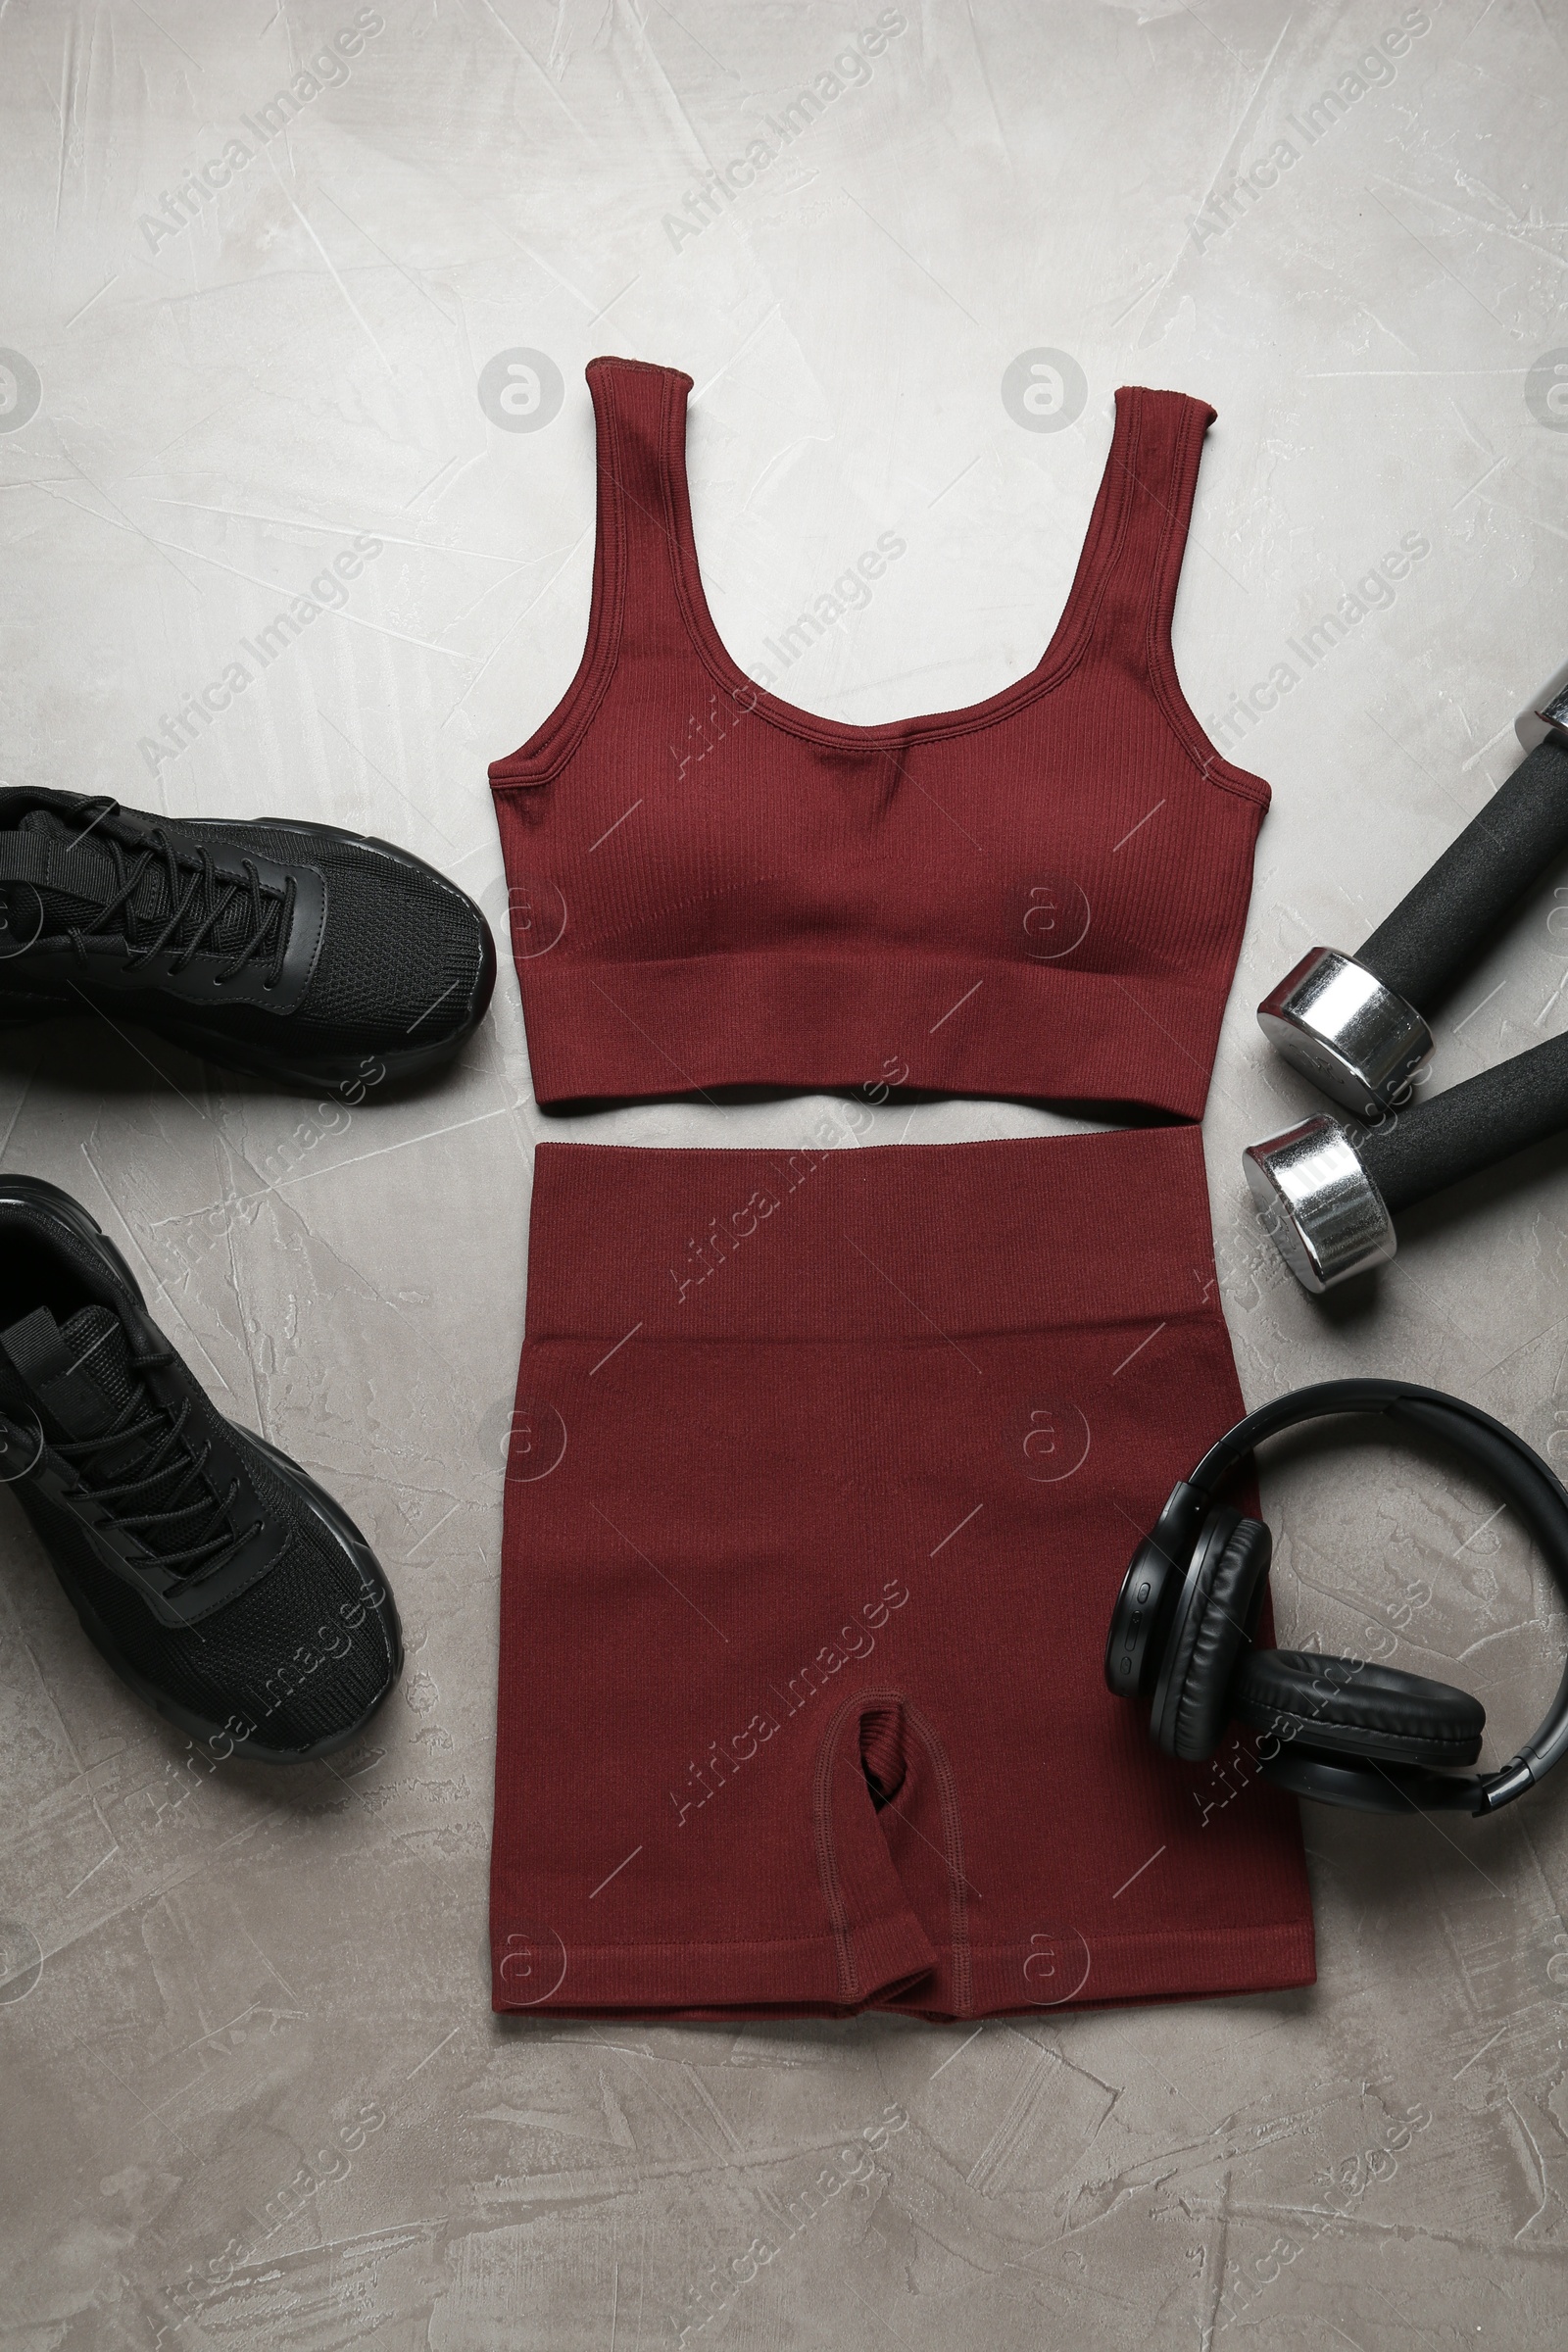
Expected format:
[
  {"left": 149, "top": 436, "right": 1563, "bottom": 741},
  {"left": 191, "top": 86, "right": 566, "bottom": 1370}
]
[{"left": 2, "top": 0, "right": 1567, "bottom": 2345}]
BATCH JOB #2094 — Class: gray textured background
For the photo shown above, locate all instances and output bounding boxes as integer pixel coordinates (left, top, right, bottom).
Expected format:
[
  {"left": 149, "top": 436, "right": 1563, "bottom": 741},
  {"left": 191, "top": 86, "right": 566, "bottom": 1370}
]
[{"left": 3, "top": 1, "right": 1568, "bottom": 2344}]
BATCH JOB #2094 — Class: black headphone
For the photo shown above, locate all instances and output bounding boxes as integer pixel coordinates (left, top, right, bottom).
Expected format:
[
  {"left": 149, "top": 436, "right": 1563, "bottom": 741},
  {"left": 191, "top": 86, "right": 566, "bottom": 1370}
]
[{"left": 1104, "top": 1380, "right": 1568, "bottom": 1815}]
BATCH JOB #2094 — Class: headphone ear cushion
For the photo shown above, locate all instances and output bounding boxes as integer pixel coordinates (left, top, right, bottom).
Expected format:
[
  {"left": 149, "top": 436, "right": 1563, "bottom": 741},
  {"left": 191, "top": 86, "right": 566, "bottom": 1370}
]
[
  {"left": 1234, "top": 1649, "right": 1485, "bottom": 1767},
  {"left": 1162, "top": 1515, "right": 1274, "bottom": 1762}
]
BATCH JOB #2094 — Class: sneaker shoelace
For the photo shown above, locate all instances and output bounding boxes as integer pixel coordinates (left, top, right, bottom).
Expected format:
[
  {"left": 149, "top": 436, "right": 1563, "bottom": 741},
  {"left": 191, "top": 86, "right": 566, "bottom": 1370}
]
[
  {"left": 56, "top": 1339, "right": 262, "bottom": 1579},
  {"left": 64, "top": 800, "right": 297, "bottom": 988}
]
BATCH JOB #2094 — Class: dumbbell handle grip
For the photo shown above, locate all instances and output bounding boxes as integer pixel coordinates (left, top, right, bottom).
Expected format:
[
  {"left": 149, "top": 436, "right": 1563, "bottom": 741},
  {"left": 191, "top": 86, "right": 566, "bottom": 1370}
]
[
  {"left": 1359, "top": 1030, "right": 1568, "bottom": 1213},
  {"left": 1358, "top": 734, "right": 1568, "bottom": 1009}
]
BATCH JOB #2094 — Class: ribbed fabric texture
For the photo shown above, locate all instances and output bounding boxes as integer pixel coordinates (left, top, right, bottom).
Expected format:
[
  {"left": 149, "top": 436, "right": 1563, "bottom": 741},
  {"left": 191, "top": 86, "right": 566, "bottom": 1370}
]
[
  {"left": 485, "top": 360, "right": 1311, "bottom": 2020},
  {"left": 490, "top": 1134, "right": 1315, "bottom": 2019},
  {"left": 488, "top": 357, "right": 1270, "bottom": 1115}
]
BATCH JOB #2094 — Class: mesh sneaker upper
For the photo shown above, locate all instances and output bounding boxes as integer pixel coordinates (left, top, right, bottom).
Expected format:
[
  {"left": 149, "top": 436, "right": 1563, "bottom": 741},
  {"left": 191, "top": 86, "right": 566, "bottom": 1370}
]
[
  {"left": 14, "top": 809, "right": 262, "bottom": 951},
  {"left": 2, "top": 804, "right": 488, "bottom": 1054},
  {"left": 0, "top": 1298, "right": 397, "bottom": 1752},
  {"left": 186, "top": 819, "right": 487, "bottom": 1046}
]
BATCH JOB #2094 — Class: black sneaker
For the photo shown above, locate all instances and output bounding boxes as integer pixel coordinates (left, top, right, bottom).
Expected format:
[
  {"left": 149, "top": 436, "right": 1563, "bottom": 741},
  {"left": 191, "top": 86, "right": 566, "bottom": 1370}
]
[
  {"left": 0, "top": 1174, "right": 402, "bottom": 1762},
  {"left": 0, "top": 787, "right": 496, "bottom": 1093}
]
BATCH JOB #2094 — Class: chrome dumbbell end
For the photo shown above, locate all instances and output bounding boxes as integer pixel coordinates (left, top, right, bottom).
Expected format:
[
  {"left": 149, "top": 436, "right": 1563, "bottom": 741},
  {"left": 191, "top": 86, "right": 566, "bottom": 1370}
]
[
  {"left": 1259, "top": 666, "right": 1568, "bottom": 1114},
  {"left": 1516, "top": 658, "right": 1568, "bottom": 755},
  {"left": 1256, "top": 948, "right": 1432, "bottom": 1118},
  {"left": 1243, "top": 1115, "right": 1397, "bottom": 1295}
]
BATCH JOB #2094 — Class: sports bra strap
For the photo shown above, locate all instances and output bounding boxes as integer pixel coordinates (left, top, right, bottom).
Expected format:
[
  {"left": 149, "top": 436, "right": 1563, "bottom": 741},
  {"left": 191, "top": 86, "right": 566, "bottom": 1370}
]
[
  {"left": 1061, "top": 386, "right": 1219, "bottom": 681},
  {"left": 581, "top": 366, "right": 1220, "bottom": 711},
  {"left": 583, "top": 356, "right": 698, "bottom": 662}
]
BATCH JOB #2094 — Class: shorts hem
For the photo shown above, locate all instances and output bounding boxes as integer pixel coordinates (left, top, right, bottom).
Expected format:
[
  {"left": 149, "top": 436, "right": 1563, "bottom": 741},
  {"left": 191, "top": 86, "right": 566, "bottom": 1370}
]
[{"left": 489, "top": 1922, "right": 1317, "bottom": 2020}]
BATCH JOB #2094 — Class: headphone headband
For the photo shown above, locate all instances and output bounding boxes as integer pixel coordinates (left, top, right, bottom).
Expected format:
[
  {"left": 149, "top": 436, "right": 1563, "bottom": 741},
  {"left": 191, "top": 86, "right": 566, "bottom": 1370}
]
[{"left": 1186, "top": 1379, "right": 1568, "bottom": 1812}]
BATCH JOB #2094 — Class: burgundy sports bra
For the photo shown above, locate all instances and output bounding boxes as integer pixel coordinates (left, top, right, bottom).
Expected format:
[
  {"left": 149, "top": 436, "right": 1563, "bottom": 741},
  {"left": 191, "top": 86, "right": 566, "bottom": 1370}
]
[{"left": 489, "top": 357, "right": 1269, "bottom": 1116}]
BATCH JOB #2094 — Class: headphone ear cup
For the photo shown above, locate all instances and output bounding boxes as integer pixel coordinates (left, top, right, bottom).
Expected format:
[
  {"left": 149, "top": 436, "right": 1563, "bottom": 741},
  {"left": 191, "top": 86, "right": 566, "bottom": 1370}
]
[
  {"left": 1234, "top": 1650, "right": 1485, "bottom": 1768},
  {"left": 1157, "top": 1514, "right": 1273, "bottom": 1762}
]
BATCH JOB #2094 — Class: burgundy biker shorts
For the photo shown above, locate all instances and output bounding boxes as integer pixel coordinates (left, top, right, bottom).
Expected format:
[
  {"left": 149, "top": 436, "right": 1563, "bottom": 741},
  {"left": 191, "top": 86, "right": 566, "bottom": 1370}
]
[{"left": 489, "top": 1128, "right": 1314, "bottom": 2018}]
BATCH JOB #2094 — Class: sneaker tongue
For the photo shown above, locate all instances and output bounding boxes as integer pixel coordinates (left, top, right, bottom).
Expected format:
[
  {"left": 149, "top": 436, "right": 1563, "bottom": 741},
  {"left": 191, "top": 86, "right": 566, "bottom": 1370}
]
[
  {"left": 0, "top": 1302, "right": 235, "bottom": 1562},
  {"left": 0, "top": 1302, "right": 150, "bottom": 1465},
  {"left": 3, "top": 809, "right": 260, "bottom": 957},
  {"left": 7, "top": 812, "right": 123, "bottom": 932},
  {"left": 58, "top": 1302, "right": 142, "bottom": 1422}
]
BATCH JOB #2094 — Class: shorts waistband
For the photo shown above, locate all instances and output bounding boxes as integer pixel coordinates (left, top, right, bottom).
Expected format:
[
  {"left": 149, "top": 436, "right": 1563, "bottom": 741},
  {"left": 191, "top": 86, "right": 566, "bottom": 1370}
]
[{"left": 524, "top": 1129, "right": 1221, "bottom": 1343}]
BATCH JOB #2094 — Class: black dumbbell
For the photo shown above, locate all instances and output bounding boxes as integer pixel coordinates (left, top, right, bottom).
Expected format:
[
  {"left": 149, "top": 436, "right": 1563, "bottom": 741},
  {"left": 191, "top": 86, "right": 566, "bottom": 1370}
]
[
  {"left": 1257, "top": 668, "right": 1568, "bottom": 1116},
  {"left": 1244, "top": 1028, "right": 1568, "bottom": 1292}
]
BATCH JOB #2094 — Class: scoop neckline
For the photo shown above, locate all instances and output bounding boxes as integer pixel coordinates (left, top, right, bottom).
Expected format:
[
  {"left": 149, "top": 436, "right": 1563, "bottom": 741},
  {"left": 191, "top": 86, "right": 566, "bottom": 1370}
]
[{"left": 624, "top": 357, "right": 1139, "bottom": 753}]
